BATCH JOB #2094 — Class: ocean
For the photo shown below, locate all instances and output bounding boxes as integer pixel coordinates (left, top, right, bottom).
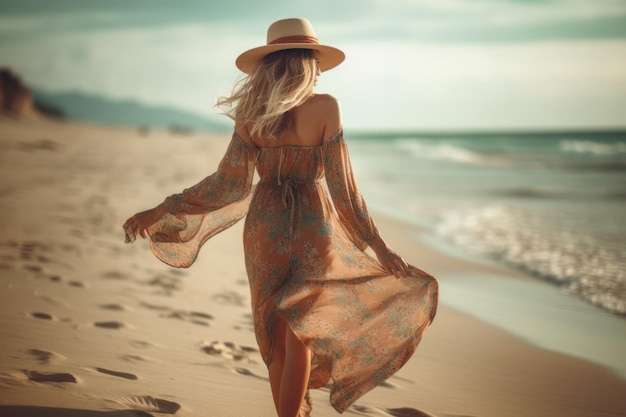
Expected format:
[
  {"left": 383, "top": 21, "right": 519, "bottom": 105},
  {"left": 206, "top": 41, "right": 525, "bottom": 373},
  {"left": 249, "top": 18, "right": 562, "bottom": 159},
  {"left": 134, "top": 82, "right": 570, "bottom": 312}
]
[{"left": 347, "top": 130, "right": 626, "bottom": 317}]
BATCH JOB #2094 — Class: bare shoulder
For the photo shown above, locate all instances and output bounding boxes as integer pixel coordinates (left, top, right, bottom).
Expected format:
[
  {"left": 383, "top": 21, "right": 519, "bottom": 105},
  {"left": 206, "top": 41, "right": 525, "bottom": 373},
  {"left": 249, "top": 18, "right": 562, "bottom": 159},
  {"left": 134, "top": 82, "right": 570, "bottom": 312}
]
[
  {"left": 307, "top": 94, "right": 342, "bottom": 142},
  {"left": 309, "top": 93, "right": 340, "bottom": 112}
]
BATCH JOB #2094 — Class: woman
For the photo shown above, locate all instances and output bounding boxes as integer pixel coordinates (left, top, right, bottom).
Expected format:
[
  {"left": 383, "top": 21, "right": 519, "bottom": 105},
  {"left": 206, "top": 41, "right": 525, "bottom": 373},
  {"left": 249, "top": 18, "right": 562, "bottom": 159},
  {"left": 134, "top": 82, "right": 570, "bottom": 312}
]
[{"left": 123, "top": 18, "right": 438, "bottom": 417}]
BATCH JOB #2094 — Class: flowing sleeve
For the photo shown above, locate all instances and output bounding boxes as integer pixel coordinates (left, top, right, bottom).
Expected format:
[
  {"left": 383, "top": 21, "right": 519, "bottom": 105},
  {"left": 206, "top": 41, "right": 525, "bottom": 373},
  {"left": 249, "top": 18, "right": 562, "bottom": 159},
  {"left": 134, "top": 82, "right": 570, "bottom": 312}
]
[
  {"left": 147, "top": 131, "right": 258, "bottom": 268},
  {"left": 323, "top": 130, "right": 379, "bottom": 250}
]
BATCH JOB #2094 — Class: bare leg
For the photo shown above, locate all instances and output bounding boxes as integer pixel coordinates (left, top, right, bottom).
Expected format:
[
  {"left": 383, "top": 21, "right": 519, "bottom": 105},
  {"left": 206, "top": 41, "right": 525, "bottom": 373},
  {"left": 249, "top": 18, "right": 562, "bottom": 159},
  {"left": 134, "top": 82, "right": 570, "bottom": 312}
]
[
  {"left": 269, "top": 319, "right": 287, "bottom": 413},
  {"left": 268, "top": 319, "right": 312, "bottom": 417},
  {"left": 278, "top": 324, "right": 312, "bottom": 417}
]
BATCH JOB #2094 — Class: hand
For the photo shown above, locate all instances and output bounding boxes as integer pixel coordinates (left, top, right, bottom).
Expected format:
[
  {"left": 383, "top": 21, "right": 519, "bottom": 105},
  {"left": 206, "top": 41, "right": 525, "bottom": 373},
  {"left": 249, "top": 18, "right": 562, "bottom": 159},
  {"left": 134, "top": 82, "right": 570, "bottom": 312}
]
[
  {"left": 123, "top": 204, "right": 167, "bottom": 243},
  {"left": 369, "top": 236, "right": 410, "bottom": 279}
]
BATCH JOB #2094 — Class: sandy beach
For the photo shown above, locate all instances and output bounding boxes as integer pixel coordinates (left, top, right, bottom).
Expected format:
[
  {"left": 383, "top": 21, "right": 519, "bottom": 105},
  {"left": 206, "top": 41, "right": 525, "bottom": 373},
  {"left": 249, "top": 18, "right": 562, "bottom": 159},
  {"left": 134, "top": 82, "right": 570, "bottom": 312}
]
[{"left": 1, "top": 117, "right": 625, "bottom": 417}]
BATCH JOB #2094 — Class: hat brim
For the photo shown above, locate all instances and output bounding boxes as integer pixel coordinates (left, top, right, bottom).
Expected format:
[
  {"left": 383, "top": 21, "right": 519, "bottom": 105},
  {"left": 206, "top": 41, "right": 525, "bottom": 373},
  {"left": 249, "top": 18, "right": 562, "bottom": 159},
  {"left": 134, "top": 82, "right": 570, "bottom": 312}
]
[{"left": 236, "top": 43, "right": 345, "bottom": 75}]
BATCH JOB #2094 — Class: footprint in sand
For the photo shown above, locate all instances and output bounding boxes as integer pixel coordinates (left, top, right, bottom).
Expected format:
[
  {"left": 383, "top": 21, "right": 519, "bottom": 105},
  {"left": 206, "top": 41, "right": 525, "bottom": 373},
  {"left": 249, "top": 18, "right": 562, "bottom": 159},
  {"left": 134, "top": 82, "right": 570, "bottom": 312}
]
[
  {"left": 101, "top": 270, "right": 131, "bottom": 281},
  {"left": 100, "top": 303, "right": 131, "bottom": 312},
  {"left": 24, "top": 370, "right": 77, "bottom": 383},
  {"left": 120, "top": 354, "right": 156, "bottom": 364},
  {"left": 233, "top": 313, "right": 254, "bottom": 332},
  {"left": 37, "top": 295, "right": 69, "bottom": 307},
  {"left": 27, "top": 349, "right": 65, "bottom": 365},
  {"left": 16, "top": 241, "right": 53, "bottom": 264},
  {"left": 129, "top": 340, "right": 157, "bottom": 349},
  {"left": 25, "top": 265, "right": 86, "bottom": 289},
  {"left": 38, "top": 273, "right": 86, "bottom": 288},
  {"left": 138, "top": 302, "right": 171, "bottom": 312},
  {"left": 212, "top": 290, "right": 247, "bottom": 307},
  {"left": 233, "top": 367, "right": 268, "bottom": 381},
  {"left": 188, "top": 311, "right": 213, "bottom": 320},
  {"left": 115, "top": 395, "right": 181, "bottom": 414},
  {"left": 30, "top": 312, "right": 54, "bottom": 320},
  {"left": 94, "top": 321, "right": 126, "bottom": 329},
  {"left": 95, "top": 367, "right": 138, "bottom": 380},
  {"left": 23, "top": 264, "right": 43, "bottom": 273},
  {"left": 18, "top": 242, "right": 37, "bottom": 261},
  {"left": 139, "top": 302, "right": 213, "bottom": 326},
  {"left": 201, "top": 340, "right": 259, "bottom": 364},
  {"left": 385, "top": 408, "right": 439, "bottom": 417},
  {"left": 163, "top": 311, "right": 213, "bottom": 326},
  {"left": 48, "top": 275, "right": 63, "bottom": 283},
  {"left": 2, "top": 240, "right": 81, "bottom": 284},
  {"left": 351, "top": 405, "right": 438, "bottom": 417},
  {"left": 145, "top": 273, "right": 181, "bottom": 294}
]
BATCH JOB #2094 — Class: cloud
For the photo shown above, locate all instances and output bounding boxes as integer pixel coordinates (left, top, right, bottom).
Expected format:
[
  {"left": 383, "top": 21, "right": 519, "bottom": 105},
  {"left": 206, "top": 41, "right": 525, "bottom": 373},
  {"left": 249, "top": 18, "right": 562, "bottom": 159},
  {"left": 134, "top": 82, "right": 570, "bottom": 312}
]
[
  {"left": 336, "top": 0, "right": 626, "bottom": 42},
  {"left": 0, "top": 23, "right": 250, "bottom": 116},
  {"left": 1, "top": 0, "right": 625, "bottom": 44},
  {"left": 321, "top": 39, "right": 626, "bottom": 129},
  {"left": 0, "top": 0, "right": 372, "bottom": 39},
  {"left": 1, "top": 0, "right": 624, "bottom": 129}
]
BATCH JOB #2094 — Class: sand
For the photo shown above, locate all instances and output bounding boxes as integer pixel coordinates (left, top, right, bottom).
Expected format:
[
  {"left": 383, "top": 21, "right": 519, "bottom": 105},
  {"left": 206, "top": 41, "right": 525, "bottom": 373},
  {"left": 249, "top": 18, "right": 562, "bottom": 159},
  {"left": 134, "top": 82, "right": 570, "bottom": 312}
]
[{"left": 1, "top": 116, "right": 625, "bottom": 417}]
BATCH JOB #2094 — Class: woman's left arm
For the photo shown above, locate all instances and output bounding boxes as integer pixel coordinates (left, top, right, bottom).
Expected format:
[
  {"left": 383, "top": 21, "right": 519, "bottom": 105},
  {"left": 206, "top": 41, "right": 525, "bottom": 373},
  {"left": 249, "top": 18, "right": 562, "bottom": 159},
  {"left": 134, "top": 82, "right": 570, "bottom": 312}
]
[
  {"left": 368, "top": 235, "right": 410, "bottom": 279},
  {"left": 323, "top": 134, "right": 409, "bottom": 278}
]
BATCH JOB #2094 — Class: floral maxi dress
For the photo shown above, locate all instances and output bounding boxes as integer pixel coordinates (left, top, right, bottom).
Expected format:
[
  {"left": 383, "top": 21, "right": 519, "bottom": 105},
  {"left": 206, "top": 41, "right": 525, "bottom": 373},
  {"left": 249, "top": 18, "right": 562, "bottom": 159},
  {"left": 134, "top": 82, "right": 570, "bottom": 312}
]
[{"left": 147, "top": 129, "right": 439, "bottom": 413}]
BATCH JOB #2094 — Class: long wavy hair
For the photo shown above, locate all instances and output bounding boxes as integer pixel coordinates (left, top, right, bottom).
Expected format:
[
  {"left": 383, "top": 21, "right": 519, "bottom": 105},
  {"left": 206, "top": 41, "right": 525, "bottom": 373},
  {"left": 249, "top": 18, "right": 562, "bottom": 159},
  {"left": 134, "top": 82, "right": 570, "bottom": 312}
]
[{"left": 216, "top": 49, "right": 318, "bottom": 140}]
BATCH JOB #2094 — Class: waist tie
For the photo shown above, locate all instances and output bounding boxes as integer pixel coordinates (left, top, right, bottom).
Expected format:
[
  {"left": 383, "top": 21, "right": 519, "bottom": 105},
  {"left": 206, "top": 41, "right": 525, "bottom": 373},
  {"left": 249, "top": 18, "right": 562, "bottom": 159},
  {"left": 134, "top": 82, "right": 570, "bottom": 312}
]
[
  {"left": 273, "top": 148, "right": 320, "bottom": 237},
  {"left": 280, "top": 179, "right": 298, "bottom": 237},
  {"left": 276, "top": 179, "right": 320, "bottom": 237}
]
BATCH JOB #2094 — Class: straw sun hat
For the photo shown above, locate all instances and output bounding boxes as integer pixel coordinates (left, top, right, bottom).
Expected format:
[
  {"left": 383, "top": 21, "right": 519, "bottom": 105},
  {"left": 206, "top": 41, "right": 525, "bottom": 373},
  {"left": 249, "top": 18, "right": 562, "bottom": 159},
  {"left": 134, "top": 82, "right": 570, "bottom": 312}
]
[{"left": 236, "top": 18, "right": 345, "bottom": 74}]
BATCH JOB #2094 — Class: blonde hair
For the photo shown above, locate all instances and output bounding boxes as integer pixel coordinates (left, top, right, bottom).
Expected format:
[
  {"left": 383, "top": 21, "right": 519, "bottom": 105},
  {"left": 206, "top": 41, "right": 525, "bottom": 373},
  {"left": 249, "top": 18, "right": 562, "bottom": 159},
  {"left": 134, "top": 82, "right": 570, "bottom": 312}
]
[{"left": 216, "top": 49, "right": 318, "bottom": 140}]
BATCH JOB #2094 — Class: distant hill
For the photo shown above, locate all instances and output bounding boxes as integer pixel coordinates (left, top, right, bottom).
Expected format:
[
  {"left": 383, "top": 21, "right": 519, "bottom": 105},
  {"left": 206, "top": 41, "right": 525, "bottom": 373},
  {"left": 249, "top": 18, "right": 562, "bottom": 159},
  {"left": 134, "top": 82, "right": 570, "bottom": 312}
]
[
  {"left": 0, "top": 68, "right": 47, "bottom": 118},
  {"left": 32, "top": 89, "right": 231, "bottom": 132}
]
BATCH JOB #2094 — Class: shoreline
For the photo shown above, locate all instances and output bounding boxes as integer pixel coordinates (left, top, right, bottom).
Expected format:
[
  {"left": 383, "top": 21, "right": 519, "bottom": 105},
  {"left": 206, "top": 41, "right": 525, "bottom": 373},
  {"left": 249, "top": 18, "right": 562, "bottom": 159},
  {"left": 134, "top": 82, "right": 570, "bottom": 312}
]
[
  {"left": 372, "top": 212, "right": 626, "bottom": 381},
  {"left": 1, "top": 117, "right": 625, "bottom": 416}
]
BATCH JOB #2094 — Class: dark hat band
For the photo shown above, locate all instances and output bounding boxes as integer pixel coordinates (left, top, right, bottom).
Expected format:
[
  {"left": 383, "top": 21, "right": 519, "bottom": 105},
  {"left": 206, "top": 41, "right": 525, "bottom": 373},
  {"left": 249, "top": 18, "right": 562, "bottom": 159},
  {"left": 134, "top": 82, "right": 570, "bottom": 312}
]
[{"left": 269, "top": 35, "right": 319, "bottom": 45}]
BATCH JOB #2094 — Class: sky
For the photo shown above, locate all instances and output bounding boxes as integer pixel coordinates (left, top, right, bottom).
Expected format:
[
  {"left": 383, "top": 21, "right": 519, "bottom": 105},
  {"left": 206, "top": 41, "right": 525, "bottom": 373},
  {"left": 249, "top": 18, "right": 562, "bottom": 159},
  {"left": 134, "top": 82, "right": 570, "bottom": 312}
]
[{"left": 1, "top": 0, "right": 625, "bottom": 131}]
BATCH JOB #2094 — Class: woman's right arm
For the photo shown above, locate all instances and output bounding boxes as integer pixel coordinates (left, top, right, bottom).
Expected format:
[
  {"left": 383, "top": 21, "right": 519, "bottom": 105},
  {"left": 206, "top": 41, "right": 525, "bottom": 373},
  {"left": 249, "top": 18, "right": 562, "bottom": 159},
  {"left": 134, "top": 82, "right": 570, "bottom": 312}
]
[
  {"left": 163, "top": 130, "right": 258, "bottom": 215},
  {"left": 123, "top": 203, "right": 168, "bottom": 242},
  {"left": 123, "top": 129, "right": 258, "bottom": 243}
]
